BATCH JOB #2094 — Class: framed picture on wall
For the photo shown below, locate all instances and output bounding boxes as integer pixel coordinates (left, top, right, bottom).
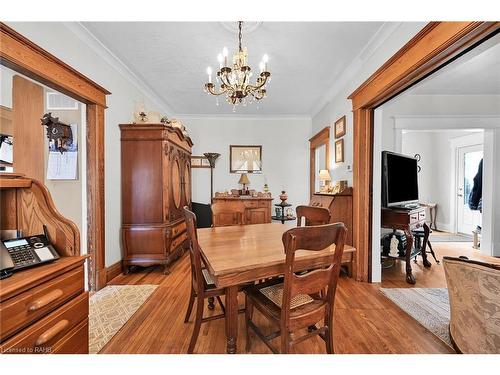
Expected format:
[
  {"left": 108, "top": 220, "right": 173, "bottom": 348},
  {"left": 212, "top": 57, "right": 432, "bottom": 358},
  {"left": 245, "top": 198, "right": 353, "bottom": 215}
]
[
  {"left": 335, "top": 139, "right": 344, "bottom": 163},
  {"left": 230, "top": 145, "right": 262, "bottom": 173},
  {"left": 334, "top": 115, "right": 346, "bottom": 139},
  {"left": 191, "top": 156, "right": 211, "bottom": 168}
]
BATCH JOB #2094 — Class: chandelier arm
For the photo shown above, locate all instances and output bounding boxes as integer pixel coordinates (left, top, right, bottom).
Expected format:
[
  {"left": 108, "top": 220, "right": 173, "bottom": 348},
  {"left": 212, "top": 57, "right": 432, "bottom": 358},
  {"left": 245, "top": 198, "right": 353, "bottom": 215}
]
[
  {"left": 206, "top": 84, "right": 229, "bottom": 96},
  {"left": 245, "top": 75, "right": 269, "bottom": 93}
]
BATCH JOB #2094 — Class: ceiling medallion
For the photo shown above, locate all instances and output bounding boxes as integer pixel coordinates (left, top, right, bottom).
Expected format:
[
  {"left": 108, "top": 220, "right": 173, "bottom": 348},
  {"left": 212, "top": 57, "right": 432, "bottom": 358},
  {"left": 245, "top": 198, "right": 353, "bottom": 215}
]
[{"left": 204, "top": 21, "right": 271, "bottom": 111}]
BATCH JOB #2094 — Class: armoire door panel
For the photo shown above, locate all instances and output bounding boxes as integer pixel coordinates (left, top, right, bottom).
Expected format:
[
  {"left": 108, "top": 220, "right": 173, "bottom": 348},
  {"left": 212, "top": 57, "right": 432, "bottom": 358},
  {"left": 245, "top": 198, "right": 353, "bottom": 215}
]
[{"left": 121, "top": 140, "right": 164, "bottom": 224}]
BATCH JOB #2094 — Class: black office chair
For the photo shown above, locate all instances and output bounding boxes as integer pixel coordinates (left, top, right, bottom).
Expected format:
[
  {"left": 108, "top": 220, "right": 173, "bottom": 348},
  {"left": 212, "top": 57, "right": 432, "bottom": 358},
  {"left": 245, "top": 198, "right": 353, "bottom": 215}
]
[{"left": 191, "top": 202, "right": 213, "bottom": 228}]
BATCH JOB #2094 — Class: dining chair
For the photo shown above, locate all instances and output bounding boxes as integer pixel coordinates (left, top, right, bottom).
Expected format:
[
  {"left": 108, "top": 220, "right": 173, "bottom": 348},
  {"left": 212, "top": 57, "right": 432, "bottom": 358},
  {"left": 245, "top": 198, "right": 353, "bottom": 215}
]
[
  {"left": 183, "top": 207, "right": 227, "bottom": 353},
  {"left": 296, "top": 205, "right": 331, "bottom": 226},
  {"left": 244, "top": 223, "right": 347, "bottom": 354}
]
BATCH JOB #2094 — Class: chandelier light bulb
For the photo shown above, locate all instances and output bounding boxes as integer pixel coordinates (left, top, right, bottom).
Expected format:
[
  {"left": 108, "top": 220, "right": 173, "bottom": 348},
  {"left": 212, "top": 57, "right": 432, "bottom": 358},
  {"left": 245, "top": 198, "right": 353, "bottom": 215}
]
[
  {"left": 222, "top": 47, "right": 229, "bottom": 66},
  {"left": 262, "top": 54, "right": 269, "bottom": 71},
  {"left": 217, "top": 53, "right": 223, "bottom": 68},
  {"left": 259, "top": 61, "right": 265, "bottom": 73},
  {"left": 206, "top": 66, "right": 212, "bottom": 83}
]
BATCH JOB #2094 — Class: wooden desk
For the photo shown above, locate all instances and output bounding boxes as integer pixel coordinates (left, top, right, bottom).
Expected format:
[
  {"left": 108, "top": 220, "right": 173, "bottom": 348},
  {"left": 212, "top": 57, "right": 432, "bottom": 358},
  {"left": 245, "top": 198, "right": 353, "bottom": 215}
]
[
  {"left": 197, "top": 222, "right": 355, "bottom": 353},
  {"left": 0, "top": 173, "right": 88, "bottom": 354},
  {"left": 381, "top": 207, "right": 431, "bottom": 284}
]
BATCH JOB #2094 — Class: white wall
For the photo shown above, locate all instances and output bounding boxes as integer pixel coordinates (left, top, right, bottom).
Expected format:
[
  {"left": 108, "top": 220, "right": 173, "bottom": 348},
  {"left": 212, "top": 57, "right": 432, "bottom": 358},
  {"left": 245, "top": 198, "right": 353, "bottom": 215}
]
[
  {"left": 184, "top": 117, "right": 311, "bottom": 209},
  {"left": 6, "top": 22, "right": 172, "bottom": 267},
  {"left": 311, "top": 22, "right": 427, "bottom": 185}
]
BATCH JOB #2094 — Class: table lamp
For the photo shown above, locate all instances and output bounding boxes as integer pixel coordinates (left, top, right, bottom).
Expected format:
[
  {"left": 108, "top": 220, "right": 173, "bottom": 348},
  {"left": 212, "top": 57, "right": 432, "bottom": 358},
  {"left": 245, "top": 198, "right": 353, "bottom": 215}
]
[
  {"left": 238, "top": 173, "right": 250, "bottom": 195},
  {"left": 318, "top": 169, "right": 331, "bottom": 193}
]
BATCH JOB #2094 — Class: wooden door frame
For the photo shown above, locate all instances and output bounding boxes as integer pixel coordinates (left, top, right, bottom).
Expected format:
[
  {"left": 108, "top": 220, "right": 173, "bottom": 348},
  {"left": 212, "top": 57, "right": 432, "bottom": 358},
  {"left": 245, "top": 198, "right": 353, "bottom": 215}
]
[
  {"left": 0, "top": 22, "right": 110, "bottom": 291},
  {"left": 309, "top": 126, "right": 330, "bottom": 197},
  {"left": 348, "top": 22, "right": 500, "bottom": 282}
]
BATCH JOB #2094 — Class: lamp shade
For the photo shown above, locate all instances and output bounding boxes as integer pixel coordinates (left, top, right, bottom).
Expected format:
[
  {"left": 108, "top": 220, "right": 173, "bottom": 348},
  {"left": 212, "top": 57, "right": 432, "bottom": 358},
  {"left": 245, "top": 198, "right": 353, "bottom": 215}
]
[
  {"left": 238, "top": 173, "right": 250, "bottom": 185},
  {"left": 318, "top": 169, "right": 331, "bottom": 181}
]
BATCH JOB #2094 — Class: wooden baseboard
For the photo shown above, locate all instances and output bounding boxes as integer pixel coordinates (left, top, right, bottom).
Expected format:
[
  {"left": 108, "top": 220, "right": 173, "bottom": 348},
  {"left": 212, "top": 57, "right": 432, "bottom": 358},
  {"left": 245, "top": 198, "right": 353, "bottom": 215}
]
[{"left": 106, "top": 261, "right": 123, "bottom": 284}]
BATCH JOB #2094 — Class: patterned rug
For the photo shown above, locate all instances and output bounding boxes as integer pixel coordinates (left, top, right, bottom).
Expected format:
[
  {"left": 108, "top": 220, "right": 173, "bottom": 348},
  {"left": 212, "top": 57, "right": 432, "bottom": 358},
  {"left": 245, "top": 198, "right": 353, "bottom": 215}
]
[
  {"left": 89, "top": 284, "right": 158, "bottom": 354},
  {"left": 380, "top": 288, "right": 452, "bottom": 348}
]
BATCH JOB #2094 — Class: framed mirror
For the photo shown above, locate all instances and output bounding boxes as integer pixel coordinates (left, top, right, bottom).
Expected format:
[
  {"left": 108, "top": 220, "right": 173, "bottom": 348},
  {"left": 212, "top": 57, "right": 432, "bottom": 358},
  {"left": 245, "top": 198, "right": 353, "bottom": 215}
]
[{"left": 309, "top": 127, "right": 330, "bottom": 197}]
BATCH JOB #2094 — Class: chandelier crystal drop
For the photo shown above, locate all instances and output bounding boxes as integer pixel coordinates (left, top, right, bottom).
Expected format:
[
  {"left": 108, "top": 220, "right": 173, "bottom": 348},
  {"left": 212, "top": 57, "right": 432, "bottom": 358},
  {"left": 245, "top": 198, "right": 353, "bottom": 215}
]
[{"left": 204, "top": 21, "right": 271, "bottom": 108}]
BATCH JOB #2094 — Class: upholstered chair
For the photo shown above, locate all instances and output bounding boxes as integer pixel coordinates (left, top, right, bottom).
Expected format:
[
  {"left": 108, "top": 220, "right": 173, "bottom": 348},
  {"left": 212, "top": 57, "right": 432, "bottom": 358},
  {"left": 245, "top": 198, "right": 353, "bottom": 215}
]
[{"left": 443, "top": 256, "right": 500, "bottom": 353}]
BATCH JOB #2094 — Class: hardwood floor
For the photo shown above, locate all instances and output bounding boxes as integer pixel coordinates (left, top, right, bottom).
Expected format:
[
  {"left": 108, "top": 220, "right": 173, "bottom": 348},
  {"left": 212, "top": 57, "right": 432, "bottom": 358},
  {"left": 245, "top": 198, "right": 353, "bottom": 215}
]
[{"left": 100, "top": 241, "right": 494, "bottom": 354}]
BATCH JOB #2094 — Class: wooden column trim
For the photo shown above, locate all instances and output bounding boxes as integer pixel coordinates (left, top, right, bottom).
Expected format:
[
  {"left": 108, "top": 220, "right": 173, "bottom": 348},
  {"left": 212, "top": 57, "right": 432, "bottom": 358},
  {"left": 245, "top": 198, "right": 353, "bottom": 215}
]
[
  {"left": 348, "top": 21, "right": 500, "bottom": 282},
  {"left": 87, "top": 104, "right": 106, "bottom": 290}
]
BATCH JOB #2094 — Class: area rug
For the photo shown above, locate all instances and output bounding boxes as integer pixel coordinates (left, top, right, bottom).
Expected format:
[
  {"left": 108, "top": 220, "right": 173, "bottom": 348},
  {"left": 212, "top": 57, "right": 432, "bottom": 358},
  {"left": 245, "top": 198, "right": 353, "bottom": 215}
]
[
  {"left": 430, "top": 233, "right": 472, "bottom": 242},
  {"left": 88, "top": 284, "right": 158, "bottom": 354},
  {"left": 380, "top": 288, "right": 452, "bottom": 348}
]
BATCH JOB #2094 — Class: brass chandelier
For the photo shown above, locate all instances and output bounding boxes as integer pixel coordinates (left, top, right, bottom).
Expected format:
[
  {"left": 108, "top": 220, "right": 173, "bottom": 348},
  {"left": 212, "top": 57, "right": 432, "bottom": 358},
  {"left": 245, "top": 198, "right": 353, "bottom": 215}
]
[{"left": 204, "top": 21, "right": 271, "bottom": 109}]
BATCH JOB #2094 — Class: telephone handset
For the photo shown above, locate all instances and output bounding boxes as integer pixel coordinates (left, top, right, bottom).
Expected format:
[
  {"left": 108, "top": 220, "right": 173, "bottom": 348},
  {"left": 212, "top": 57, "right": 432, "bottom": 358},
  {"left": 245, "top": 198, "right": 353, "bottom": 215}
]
[{"left": 0, "top": 234, "right": 59, "bottom": 279}]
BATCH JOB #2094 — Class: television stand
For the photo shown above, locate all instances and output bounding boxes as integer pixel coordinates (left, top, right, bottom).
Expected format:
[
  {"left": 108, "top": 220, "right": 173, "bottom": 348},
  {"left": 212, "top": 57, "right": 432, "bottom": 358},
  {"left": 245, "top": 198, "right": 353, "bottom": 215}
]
[{"left": 381, "top": 206, "right": 432, "bottom": 284}]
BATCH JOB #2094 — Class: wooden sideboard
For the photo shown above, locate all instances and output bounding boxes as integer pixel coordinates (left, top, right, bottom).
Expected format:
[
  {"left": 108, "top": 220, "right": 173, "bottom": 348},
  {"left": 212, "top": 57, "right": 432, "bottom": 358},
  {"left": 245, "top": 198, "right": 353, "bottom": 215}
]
[
  {"left": 0, "top": 173, "right": 88, "bottom": 354},
  {"left": 120, "top": 124, "right": 193, "bottom": 274},
  {"left": 212, "top": 196, "right": 272, "bottom": 227},
  {"left": 310, "top": 188, "right": 353, "bottom": 245}
]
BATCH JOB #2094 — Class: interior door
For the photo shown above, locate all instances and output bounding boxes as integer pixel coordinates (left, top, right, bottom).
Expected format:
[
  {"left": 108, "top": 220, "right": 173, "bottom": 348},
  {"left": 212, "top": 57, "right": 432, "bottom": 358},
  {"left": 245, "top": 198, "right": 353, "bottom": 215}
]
[{"left": 456, "top": 144, "right": 483, "bottom": 235}]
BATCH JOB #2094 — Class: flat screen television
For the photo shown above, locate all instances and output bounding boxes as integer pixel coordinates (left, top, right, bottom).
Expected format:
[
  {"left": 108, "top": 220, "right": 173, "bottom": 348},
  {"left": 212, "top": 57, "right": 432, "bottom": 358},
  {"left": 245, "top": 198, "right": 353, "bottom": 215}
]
[{"left": 382, "top": 151, "right": 419, "bottom": 208}]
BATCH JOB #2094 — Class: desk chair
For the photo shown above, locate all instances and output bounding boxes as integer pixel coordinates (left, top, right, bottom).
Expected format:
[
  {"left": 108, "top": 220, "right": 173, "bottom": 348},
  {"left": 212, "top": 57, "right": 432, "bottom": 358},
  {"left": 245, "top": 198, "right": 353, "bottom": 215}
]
[
  {"left": 244, "top": 223, "right": 347, "bottom": 354},
  {"left": 296, "top": 205, "right": 331, "bottom": 227}
]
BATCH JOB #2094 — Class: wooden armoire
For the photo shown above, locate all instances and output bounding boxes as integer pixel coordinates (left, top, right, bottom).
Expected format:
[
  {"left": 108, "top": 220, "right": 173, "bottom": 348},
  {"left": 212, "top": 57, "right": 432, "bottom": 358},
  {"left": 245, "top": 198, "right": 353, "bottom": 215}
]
[{"left": 120, "top": 123, "right": 193, "bottom": 274}]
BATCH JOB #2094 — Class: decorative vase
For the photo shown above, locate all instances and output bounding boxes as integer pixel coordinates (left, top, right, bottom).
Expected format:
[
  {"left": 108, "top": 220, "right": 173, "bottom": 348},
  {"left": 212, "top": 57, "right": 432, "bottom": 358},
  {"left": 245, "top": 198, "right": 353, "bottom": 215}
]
[
  {"left": 263, "top": 183, "right": 269, "bottom": 193},
  {"left": 279, "top": 190, "right": 288, "bottom": 204},
  {"left": 275, "top": 207, "right": 282, "bottom": 217}
]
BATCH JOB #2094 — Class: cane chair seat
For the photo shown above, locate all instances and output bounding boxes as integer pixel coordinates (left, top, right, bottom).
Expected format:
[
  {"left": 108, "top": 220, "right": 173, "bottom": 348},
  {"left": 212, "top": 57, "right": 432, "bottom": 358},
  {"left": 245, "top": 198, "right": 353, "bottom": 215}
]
[{"left": 201, "top": 268, "right": 216, "bottom": 286}]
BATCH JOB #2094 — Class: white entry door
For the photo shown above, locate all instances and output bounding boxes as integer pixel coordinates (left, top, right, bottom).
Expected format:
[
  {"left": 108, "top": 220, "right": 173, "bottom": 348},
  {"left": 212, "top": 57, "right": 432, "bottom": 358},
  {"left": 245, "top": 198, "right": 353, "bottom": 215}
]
[{"left": 456, "top": 144, "right": 483, "bottom": 235}]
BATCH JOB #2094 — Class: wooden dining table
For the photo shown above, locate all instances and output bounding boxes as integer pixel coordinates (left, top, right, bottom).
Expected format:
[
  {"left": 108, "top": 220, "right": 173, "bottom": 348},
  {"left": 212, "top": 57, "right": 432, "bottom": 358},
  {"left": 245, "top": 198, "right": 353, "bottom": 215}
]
[{"left": 197, "top": 222, "right": 355, "bottom": 354}]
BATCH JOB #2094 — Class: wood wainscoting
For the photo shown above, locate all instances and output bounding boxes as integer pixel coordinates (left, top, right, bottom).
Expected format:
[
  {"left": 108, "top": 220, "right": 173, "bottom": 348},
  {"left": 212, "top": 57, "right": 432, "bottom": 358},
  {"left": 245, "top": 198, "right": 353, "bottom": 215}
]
[
  {"left": 348, "top": 22, "right": 500, "bottom": 282},
  {"left": 105, "top": 261, "right": 123, "bottom": 284}
]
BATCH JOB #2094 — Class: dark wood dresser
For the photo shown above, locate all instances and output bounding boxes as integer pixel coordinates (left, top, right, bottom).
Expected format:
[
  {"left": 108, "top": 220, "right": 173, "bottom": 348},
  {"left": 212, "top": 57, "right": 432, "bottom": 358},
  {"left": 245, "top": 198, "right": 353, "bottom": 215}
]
[
  {"left": 0, "top": 173, "right": 88, "bottom": 354},
  {"left": 120, "top": 124, "right": 193, "bottom": 274},
  {"left": 211, "top": 196, "right": 272, "bottom": 226}
]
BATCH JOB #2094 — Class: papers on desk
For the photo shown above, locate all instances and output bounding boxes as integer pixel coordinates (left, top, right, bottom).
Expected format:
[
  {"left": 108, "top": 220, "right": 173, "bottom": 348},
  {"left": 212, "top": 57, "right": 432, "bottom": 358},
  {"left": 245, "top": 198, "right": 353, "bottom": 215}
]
[
  {"left": 47, "top": 151, "right": 78, "bottom": 180},
  {"left": 46, "top": 123, "right": 78, "bottom": 180}
]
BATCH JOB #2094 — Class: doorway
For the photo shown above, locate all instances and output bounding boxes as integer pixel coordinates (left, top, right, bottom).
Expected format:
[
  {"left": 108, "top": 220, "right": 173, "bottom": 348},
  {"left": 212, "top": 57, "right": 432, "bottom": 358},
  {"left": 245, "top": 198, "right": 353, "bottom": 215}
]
[{"left": 456, "top": 144, "right": 483, "bottom": 235}]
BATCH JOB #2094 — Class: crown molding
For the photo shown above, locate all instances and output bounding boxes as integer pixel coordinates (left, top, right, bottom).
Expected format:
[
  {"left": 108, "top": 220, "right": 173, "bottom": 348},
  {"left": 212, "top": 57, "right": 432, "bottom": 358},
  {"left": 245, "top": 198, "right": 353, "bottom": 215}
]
[
  {"left": 309, "top": 22, "right": 404, "bottom": 118},
  {"left": 63, "top": 22, "right": 176, "bottom": 115},
  {"left": 175, "top": 113, "right": 312, "bottom": 121}
]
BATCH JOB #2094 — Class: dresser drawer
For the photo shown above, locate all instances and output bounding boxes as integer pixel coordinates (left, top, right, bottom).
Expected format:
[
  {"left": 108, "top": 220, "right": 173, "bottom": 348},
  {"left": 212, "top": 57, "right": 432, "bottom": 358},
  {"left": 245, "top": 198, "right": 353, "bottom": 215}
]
[
  {"left": 419, "top": 211, "right": 426, "bottom": 221},
  {"left": 0, "top": 292, "right": 88, "bottom": 354},
  {"left": 170, "top": 232, "right": 187, "bottom": 252},
  {"left": 52, "top": 318, "right": 88, "bottom": 354},
  {"left": 0, "top": 266, "right": 84, "bottom": 342},
  {"left": 409, "top": 213, "right": 420, "bottom": 224},
  {"left": 172, "top": 221, "right": 186, "bottom": 238}
]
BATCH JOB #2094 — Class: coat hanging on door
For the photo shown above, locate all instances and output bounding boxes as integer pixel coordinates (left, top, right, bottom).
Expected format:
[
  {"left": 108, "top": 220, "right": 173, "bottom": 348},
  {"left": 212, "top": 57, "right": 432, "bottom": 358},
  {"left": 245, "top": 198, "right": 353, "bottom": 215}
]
[{"left": 468, "top": 159, "right": 483, "bottom": 212}]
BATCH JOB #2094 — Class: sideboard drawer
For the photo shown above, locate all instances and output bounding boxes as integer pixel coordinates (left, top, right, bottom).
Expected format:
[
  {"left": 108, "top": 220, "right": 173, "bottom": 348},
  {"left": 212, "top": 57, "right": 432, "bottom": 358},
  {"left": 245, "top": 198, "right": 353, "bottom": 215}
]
[
  {"left": 259, "top": 200, "right": 270, "bottom": 208},
  {"left": 244, "top": 201, "right": 259, "bottom": 208},
  {"left": 409, "top": 213, "right": 419, "bottom": 224},
  {"left": 0, "top": 292, "right": 88, "bottom": 354},
  {"left": 0, "top": 266, "right": 84, "bottom": 342},
  {"left": 419, "top": 211, "right": 426, "bottom": 221}
]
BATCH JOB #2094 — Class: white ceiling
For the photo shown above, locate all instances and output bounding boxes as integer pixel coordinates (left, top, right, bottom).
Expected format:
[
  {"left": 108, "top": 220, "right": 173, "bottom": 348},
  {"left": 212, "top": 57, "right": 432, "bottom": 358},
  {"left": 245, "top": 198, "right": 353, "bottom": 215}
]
[
  {"left": 409, "top": 33, "right": 500, "bottom": 96},
  {"left": 82, "top": 22, "right": 385, "bottom": 116}
]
